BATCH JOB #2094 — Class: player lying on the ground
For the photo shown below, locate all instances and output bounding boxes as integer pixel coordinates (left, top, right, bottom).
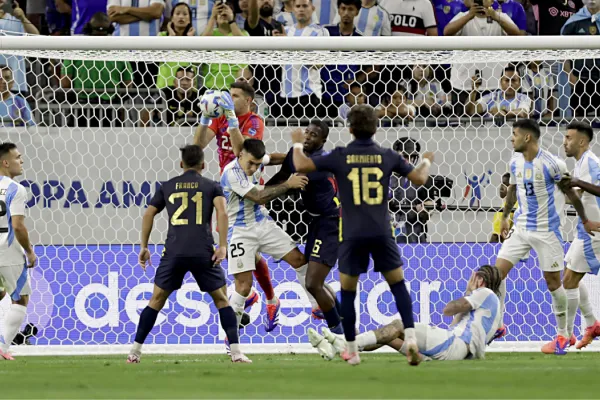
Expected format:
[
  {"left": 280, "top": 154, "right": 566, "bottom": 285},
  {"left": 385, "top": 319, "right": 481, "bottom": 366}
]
[
  {"left": 194, "top": 81, "right": 277, "bottom": 329},
  {"left": 0, "top": 143, "right": 36, "bottom": 361},
  {"left": 308, "top": 265, "right": 502, "bottom": 362},
  {"left": 291, "top": 104, "right": 433, "bottom": 366},
  {"left": 248, "top": 121, "right": 343, "bottom": 331},
  {"left": 493, "top": 119, "right": 600, "bottom": 356},
  {"left": 560, "top": 121, "right": 600, "bottom": 349},
  {"left": 128, "top": 145, "right": 251, "bottom": 364}
]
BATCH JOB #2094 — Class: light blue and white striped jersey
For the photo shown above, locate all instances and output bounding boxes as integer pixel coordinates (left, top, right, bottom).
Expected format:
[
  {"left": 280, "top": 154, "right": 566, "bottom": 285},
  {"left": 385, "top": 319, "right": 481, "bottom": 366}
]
[
  {"left": 313, "top": 0, "right": 337, "bottom": 26},
  {"left": 274, "top": 10, "right": 318, "bottom": 27},
  {"left": 333, "top": 4, "right": 391, "bottom": 36},
  {"left": 167, "top": 0, "right": 212, "bottom": 33},
  {"left": 451, "top": 287, "right": 500, "bottom": 359},
  {"left": 574, "top": 150, "right": 600, "bottom": 243},
  {"left": 509, "top": 149, "right": 568, "bottom": 235},
  {"left": 479, "top": 91, "right": 531, "bottom": 117},
  {"left": 108, "top": 0, "right": 165, "bottom": 36},
  {"left": 281, "top": 24, "right": 329, "bottom": 98},
  {"left": 221, "top": 159, "right": 266, "bottom": 228},
  {"left": 0, "top": 176, "right": 27, "bottom": 266}
]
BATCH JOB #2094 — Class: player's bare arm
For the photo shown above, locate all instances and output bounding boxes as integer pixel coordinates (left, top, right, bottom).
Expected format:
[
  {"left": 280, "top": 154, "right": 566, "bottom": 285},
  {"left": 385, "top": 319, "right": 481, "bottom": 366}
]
[
  {"left": 407, "top": 151, "right": 434, "bottom": 186},
  {"left": 563, "top": 173, "right": 600, "bottom": 198},
  {"left": 264, "top": 153, "right": 288, "bottom": 166},
  {"left": 448, "top": 272, "right": 479, "bottom": 325},
  {"left": 217, "top": 92, "right": 245, "bottom": 156},
  {"left": 11, "top": 214, "right": 35, "bottom": 268},
  {"left": 291, "top": 129, "right": 317, "bottom": 173},
  {"left": 213, "top": 196, "right": 228, "bottom": 264},
  {"left": 194, "top": 124, "right": 216, "bottom": 149},
  {"left": 558, "top": 182, "right": 600, "bottom": 235},
  {"left": 443, "top": 298, "right": 473, "bottom": 317},
  {"left": 139, "top": 205, "right": 160, "bottom": 270},
  {"left": 501, "top": 184, "right": 517, "bottom": 238},
  {"left": 243, "top": 174, "right": 308, "bottom": 205}
]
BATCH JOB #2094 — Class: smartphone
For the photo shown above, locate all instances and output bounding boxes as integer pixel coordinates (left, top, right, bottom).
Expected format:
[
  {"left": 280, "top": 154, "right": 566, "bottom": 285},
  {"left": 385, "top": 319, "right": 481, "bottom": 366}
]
[
  {"left": 215, "top": 0, "right": 226, "bottom": 5},
  {"left": 474, "top": 0, "right": 484, "bottom": 6}
]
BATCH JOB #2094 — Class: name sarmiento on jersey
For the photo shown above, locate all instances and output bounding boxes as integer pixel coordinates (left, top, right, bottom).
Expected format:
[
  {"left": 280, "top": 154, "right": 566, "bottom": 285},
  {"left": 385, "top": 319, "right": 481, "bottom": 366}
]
[{"left": 346, "top": 154, "right": 383, "bottom": 164}]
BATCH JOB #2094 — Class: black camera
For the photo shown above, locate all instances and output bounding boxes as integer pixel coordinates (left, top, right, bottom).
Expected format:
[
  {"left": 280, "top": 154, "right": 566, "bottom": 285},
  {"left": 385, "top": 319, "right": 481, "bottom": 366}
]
[{"left": 421, "top": 175, "right": 454, "bottom": 201}]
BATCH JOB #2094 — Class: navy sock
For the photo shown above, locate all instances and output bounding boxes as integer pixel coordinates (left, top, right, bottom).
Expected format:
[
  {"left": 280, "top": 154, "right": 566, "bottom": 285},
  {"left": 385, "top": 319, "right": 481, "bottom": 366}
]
[
  {"left": 390, "top": 280, "right": 415, "bottom": 329},
  {"left": 341, "top": 289, "right": 357, "bottom": 342},
  {"left": 219, "top": 306, "right": 239, "bottom": 344},
  {"left": 323, "top": 307, "right": 342, "bottom": 331},
  {"left": 134, "top": 306, "right": 159, "bottom": 344}
]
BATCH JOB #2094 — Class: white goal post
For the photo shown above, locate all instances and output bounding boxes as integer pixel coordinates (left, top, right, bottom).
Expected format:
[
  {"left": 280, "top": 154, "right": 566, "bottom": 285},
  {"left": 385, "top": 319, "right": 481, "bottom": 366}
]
[{"left": 2, "top": 35, "right": 600, "bottom": 356}]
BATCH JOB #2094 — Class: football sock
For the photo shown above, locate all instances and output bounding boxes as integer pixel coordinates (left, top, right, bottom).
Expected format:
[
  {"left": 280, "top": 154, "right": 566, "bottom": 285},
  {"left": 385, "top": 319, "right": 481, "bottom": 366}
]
[
  {"left": 498, "top": 278, "right": 507, "bottom": 329},
  {"left": 346, "top": 340, "right": 358, "bottom": 355},
  {"left": 579, "top": 282, "right": 597, "bottom": 327},
  {"left": 341, "top": 289, "right": 357, "bottom": 342},
  {"left": 0, "top": 304, "right": 26, "bottom": 353},
  {"left": 219, "top": 306, "right": 240, "bottom": 348},
  {"left": 323, "top": 307, "right": 342, "bottom": 331},
  {"left": 230, "top": 291, "right": 247, "bottom": 327},
  {"left": 550, "top": 286, "right": 568, "bottom": 338},
  {"left": 294, "top": 264, "right": 319, "bottom": 309},
  {"left": 133, "top": 306, "right": 159, "bottom": 347},
  {"left": 565, "top": 288, "right": 580, "bottom": 337},
  {"left": 253, "top": 257, "right": 275, "bottom": 301},
  {"left": 389, "top": 280, "right": 415, "bottom": 329}
]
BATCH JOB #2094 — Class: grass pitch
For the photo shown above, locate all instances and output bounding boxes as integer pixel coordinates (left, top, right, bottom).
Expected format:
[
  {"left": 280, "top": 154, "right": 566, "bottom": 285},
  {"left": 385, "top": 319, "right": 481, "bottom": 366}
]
[{"left": 3, "top": 353, "right": 599, "bottom": 399}]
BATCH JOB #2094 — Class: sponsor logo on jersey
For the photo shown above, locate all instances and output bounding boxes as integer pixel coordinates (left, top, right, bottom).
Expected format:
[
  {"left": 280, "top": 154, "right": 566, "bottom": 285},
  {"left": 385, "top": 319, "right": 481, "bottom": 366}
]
[
  {"left": 590, "top": 25, "right": 598, "bottom": 35},
  {"left": 248, "top": 128, "right": 257, "bottom": 136}
]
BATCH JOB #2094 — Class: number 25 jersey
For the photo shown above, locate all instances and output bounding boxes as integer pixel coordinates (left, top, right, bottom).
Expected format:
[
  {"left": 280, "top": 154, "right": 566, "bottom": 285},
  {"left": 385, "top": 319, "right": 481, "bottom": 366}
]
[
  {"left": 509, "top": 149, "right": 567, "bottom": 235},
  {"left": 312, "top": 138, "right": 414, "bottom": 240}
]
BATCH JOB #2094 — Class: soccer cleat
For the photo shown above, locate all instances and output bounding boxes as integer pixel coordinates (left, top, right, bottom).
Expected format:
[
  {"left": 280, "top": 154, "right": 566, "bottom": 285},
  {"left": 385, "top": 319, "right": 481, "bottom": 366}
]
[
  {"left": 569, "top": 333, "right": 577, "bottom": 347},
  {"left": 231, "top": 353, "right": 252, "bottom": 363},
  {"left": 341, "top": 350, "right": 360, "bottom": 366},
  {"left": 245, "top": 290, "right": 259, "bottom": 310},
  {"left": 312, "top": 308, "right": 324, "bottom": 320},
  {"left": 487, "top": 325, "right": 507, "bottom": 345},
  {"left": 0, "top": 349, "right": 14, "bottom": 361},
  {"left": 307, "top": 328, "right": 336, "bottom": 361},
  {"left": 576, "top": 321, "right": 600, "bottom": 349},
  {"left": 264, "top": 298, "right": 280, "bottom": 333},
  {"left": 322, "top": 327, "right": 346, "bottom": 355},
  {"left": 541, "top": 335, "right": 569, "bottom": 355},
  {"left": 404, "top": 338, "right": 421, "bottom": 366},
  {"left": 126, "top": 353, "right": 140, "bottom": 364}
]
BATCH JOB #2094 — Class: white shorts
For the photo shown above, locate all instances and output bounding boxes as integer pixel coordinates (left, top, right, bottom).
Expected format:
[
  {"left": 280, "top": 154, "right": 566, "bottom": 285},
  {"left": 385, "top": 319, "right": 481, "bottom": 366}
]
[
  {"left": 565, "top": 238, "right": 600, "bottom": 275},
  {"left": 400, "top": 323, "right": 469, "bottom": 361},
  {"left": 0, "top": 264, "right": 31, "bottom": 300},
  {"left": 227, "top": 218, "right": 296, "bottom": 275},
  {"left": 496, "top": 225, "right": 564, "bottom": 272}
]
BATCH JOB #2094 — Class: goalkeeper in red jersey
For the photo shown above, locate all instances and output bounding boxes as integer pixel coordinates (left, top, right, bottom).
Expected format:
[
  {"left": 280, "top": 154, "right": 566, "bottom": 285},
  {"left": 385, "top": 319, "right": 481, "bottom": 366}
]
[{"left": 194, "top": 80, "right": 280, "bottom": 331}]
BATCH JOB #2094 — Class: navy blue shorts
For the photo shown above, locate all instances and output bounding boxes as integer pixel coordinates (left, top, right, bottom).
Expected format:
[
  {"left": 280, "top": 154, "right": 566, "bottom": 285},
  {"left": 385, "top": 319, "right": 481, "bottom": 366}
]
[
  {"left": 305, "top": 214, "right": 339, "bottom": 268},
  {"left": 338, "top": 236, "right": 403, "bottom": 276},
  {"left": 155, "top": 254, "right": 226, "bottom": 293}
]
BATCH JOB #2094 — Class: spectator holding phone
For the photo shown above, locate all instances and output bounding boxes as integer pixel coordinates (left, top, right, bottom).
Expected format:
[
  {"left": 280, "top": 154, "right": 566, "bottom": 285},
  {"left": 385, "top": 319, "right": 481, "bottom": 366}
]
[
  {"left": 493, "top": 0, "right": 528, "bottom": 35},
  {"left": 201, "top": 1, "right": 250, "bottom": 91}
]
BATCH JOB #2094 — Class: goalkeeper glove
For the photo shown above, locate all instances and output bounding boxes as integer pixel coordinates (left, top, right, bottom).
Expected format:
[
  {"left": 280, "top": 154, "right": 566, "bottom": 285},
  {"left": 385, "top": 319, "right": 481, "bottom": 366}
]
[{"left": 218, "top": 92, "right": 239, "bottom": 129}]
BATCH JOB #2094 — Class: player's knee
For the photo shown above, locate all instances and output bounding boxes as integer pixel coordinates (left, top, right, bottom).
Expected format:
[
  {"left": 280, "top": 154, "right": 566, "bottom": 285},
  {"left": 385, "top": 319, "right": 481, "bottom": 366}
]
[
  {"left": 286, "top": 250, "right": 307, "bottom": 269},
  {"left": 305, "top": 274, "right": 323, "bottom": 296},
  {"left": 234, "top": 274, "right": 253, "bottom": 297},
  {"left": 544, "top": 273, "right": 562, "bottom": 292},
  {"left": 148, "top": 288, "right": 170, "bottom": 310},
  {"left": 562, "top": 269, "right": 581, "bottom": 290}
]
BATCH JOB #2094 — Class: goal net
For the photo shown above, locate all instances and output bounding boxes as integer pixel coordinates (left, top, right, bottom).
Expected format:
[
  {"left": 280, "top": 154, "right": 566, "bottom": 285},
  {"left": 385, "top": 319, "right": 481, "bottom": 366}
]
[{"left": 2, "top": 36, "right": 600, "bottom": 355}]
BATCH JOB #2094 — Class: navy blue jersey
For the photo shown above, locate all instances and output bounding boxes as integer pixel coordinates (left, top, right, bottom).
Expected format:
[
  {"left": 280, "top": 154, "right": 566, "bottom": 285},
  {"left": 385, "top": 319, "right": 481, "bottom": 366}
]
[
  {"left": 149, "top": 170, "right": 224, "bottom": 256},
  {"left": 284, "top": 147, "right": 339, "bottom": 217},
  {"left": 312, "top": 139, "right": 414, "bottom": 240}
]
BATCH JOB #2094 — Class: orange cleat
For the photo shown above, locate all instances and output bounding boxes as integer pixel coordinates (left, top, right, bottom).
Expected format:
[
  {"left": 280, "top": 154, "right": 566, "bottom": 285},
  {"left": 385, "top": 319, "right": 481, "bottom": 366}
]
[
  {"left": 341, "top": 350, "right": 360, "bottom": 366},
  {"left": 575, "top": 321, "right": 600, "bottom": 350},
  {"left": 0, "top": 349, "right": 14, "bottom": 361},
  {"left": 541, "top": 335, "right": 569, "bottom": 355}
]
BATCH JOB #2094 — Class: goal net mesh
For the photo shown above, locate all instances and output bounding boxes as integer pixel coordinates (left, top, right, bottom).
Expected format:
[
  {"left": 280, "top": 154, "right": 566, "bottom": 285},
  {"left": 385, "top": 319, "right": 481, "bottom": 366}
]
[{"left": 2, "top": 40, "right": 600, "bottom": 354}]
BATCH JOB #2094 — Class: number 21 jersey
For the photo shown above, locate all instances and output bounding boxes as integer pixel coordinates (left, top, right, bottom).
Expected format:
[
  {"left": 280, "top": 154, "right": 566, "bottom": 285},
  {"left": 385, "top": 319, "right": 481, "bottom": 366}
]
[
  {"left": 312, "top": 139, "right": 414, "bottom": 240},
  {"left": 509, "top": 149, "right": 567, "bottom": 235}
]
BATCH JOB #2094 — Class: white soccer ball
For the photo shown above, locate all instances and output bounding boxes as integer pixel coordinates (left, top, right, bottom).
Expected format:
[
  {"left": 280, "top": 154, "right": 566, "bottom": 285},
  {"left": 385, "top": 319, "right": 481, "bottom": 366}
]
[{"left": 199, "top": 90, "right": 225, "bottom": 118}]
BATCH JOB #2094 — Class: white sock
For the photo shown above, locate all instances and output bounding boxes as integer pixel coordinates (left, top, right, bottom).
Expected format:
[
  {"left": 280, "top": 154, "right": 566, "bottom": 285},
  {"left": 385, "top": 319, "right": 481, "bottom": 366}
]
[
  {"left": 565, "top": 288, "right": 580, "bottom": 337},
  {"left": 230, "top": 343, "right": 240, "bottom": 355},
  {"left": 347, "top": 340, "right": 358, "bottom": 354},
  {"left": 131, "top": 341, "right": 143, "bottom": 355},
  {"left": 356, "top": 331, "right": 377, "bottom": 351},
  {"left": 550, "top": 286, "right": 568, "bottom": 338},
  {"left": 404, "top": 327, "right": 416, "bottom": 342},
  {"left": 579, "top": 282, "right": 597, "bottom": 327},
  {"left": 498, "top": 279, "right": 507, "bottom": 329},
  {"left": 294, "top": 264, "right": 319, "bottom": 309},
  {"left": 230, "top": 291, "right": 247, "bottom": 327},
  {"left": 266, "top": 297, "right": 278, "bottom": 305},
  {"left": 1, "top": 304, "right": 27, "bottom": 353}
]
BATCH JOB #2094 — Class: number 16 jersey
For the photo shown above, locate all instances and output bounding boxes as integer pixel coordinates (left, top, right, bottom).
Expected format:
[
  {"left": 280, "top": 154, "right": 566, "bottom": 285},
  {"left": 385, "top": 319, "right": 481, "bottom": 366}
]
[
  {"left": 312, "top": 139, "right": 414, "bottom": 240},
  {"left": 509, "top": 149, "right": 567, "bottom": 235}
]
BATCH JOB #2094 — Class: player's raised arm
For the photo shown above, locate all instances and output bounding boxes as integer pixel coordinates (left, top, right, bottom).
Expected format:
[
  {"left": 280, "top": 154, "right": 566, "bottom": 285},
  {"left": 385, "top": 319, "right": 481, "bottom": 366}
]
[
  {"left": 212, "top": 195, "right": 228, "bottom": 264},
  {"left": 406, "top": 152, "right": 434, "bottom": 186},
  {"left": 218, "top": 91, "right": 245, "bottom": 157},
  {"left": 244, "top": 175, "right": 308, "bottom": 205},
  {"left": 194, "top": 121, "right": 216, "bottom": 149},
  {"left": 263, "top": 152, "right": 288, "bottom": 166},
  {"left": 291, "top": 128, "right": 317, "bottom": 173}
]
